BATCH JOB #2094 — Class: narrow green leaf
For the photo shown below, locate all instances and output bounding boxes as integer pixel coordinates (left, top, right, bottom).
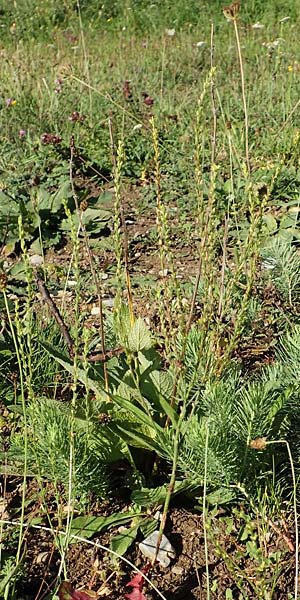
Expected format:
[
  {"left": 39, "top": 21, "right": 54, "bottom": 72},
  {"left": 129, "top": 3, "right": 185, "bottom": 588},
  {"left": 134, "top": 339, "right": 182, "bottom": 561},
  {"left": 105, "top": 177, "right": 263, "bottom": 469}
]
[
  {"left": 111, "top": 423, "right": 164, "bottom": 453},
  {"left": 131, "top": 481, "right": 192, "bottom": 507},
  {"left": 114, "top": 394, "right": 164, "bottom": 433},
  {"left": 110, "top": 524, "right": 139, "bottom": 556},
  {"left": 70, "top": 511, "right": 141, "bottom": 541},
  {"left": 157, "top": 394, "right": 179, "bottom": 427},
  {"left": 139, "top": 517, "right": 158, "bottom": 538}
]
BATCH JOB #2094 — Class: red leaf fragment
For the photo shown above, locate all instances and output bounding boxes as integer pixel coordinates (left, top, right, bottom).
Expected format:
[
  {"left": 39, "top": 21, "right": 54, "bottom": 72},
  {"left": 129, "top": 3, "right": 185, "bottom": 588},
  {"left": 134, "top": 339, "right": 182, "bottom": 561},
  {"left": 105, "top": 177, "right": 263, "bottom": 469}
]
[
  {"left": 124, "top": 588, "right": 146, "bottom": 600},
  {"left": 58, "top": 581, "right": 96, "bottom": 600},
  {"left": 124, "top": 566, "right": 150, "bottom": 600},
  {"left": 126, "top": 573, "right": 145, "bottom": 589}
]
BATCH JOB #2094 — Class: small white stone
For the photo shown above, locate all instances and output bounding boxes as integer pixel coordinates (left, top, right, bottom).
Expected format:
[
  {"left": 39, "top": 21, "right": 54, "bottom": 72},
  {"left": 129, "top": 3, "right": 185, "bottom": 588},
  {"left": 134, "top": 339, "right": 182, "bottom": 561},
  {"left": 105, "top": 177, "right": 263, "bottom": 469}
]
[
  {"left": 103, "top": 297, "right": 114, "bottom": 308},
  {"left": 139, "top": 530, "right": 175, "bottom": 567},
  {"left": 29, "top": 254, "right": 43, "bottom": 266}
]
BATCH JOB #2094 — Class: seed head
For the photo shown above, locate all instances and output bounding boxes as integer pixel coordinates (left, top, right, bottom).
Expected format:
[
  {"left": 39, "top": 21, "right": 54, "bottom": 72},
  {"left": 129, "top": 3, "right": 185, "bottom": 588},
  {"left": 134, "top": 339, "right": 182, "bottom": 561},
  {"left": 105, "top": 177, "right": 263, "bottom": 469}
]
[
  {"left": 223, "top": 1, "right": 240, "bottom": 21},
  {"left": 249, "top": 437, "right": 267, "bottom": 450},
  {"left": 0, "top": 273, "right": 8, "bottom": 291}
]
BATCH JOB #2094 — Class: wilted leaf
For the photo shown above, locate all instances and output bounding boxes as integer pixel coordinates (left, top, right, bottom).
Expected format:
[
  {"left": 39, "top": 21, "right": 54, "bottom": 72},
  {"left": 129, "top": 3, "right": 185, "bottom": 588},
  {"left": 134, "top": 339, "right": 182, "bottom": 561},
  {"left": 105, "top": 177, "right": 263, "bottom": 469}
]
[{"left": 58, "top": 581, "right": 73, "bottom": 600}]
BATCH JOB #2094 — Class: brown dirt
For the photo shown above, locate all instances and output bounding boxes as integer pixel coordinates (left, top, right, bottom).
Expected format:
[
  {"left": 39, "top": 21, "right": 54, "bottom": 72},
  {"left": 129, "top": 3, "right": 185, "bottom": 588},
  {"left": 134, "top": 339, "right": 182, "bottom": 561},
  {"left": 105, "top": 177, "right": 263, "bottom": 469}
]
[{"left": 0, "top": 477, "right": 295, "bottom": 600}]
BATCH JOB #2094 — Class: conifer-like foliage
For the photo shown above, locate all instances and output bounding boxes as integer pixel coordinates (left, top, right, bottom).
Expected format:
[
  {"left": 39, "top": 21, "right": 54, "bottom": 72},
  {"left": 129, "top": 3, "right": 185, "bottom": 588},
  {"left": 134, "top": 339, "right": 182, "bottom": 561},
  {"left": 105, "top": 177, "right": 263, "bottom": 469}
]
[{"left": 3, "top": 310, "right": 300, "bottom": 507}]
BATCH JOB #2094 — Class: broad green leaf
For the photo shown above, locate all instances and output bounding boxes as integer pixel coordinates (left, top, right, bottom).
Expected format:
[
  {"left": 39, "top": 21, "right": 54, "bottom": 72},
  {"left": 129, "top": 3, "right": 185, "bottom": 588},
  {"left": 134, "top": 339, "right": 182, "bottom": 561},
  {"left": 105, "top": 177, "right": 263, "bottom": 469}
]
[
  {"left": 127, "top": 318, "right": 152, "bottom": 352},
  {"left": 51, "top": 180, "right": 72, "bottom": 212},
  {"left": 110, "top": 524, "right": 139, "bottom": 556},
  {"left": 113, "top": 394, "right": 164, "bottom": 432},
  {"left": 204, "top": 487, "right": 236, "bottom": 506},
  {"left": 262, "top": 214, "right": 277, "bottom": 234},
  {"left": 70, "top": 511, "right": 141, "bottom": 540},
  {"left": 60, "top": 206, "right": 111, "bottom": 235},
  {"left": 276, "top": 229, "right": 294, "bottom": 243},
  {"left": 81, "top": 207, "right": 111, "bottom": 225},
  {"left": 112, "top": 422, "right": 163, "bottom": 453},
  {"left": 131, "top": 481, "right": 192, "bottom": 507},
  {"left": 9, "top": 261, "right": 27, "bottom": 281},
  {"left": 280, "top": 214, "right": 297, "bottom": 229},
  {"left": 35, "top": 188, "right": 52, "bottom": 211}
]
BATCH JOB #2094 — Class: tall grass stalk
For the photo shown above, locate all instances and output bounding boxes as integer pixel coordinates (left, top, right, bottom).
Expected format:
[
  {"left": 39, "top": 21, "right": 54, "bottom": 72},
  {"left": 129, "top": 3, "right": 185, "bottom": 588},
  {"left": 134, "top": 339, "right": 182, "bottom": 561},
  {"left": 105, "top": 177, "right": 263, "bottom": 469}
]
[
  {"left": 154, "top": 404, "right": 186, "bottom": 564},
  {"left": 112, "top": 139, "right": 135, "bottom": 327},
  {"left": 203, "top": 422, "right": 211, "bottom": 600},
  {"left": 0, "top": 217, "right": 37, "bottom": 594},
  {"left": 76, "top": 0, "right": 93, "bottom": 123},
  {"left": 151, "top": 117, "right": 185, "bottom": 354},
  {"left": 56, "top": 204, "right": 82, "bottom": 579},
  {"left": 266, "top": 440, "right": 298, "bottom": 600},
  {"left": 1, "top": 290, "right": 28, "bottom": 573},
  {"left": 187, "top": 69, "right": 215, "bottom": 333},
  {"left": 109, "top": 119, "right": 134, "bottom": 326},
  {"left": 69, "top": 138, "right": 109, "bottom": 390},
  {"left": 227, "top": 4, "right": 250, "bottom": 174}
]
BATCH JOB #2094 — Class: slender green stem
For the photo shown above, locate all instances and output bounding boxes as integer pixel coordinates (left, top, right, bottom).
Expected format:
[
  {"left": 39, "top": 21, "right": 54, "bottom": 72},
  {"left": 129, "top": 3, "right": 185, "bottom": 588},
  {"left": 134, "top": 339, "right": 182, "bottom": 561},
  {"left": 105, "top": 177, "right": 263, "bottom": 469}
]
[
  {"left": 153, "top": 408, "right": 184, "bottom": 563},
  {"left": 266, "top": 440, "right": 298, "bottom": 600},
  {"left": 2, "top": 292, "right": 28, "bottom": 568},
  {"left": 233, "top": 18, "right": 250, "bottom": 175},
  {"left": 203, "top": 422, "right": 210, "bottom": 600}
]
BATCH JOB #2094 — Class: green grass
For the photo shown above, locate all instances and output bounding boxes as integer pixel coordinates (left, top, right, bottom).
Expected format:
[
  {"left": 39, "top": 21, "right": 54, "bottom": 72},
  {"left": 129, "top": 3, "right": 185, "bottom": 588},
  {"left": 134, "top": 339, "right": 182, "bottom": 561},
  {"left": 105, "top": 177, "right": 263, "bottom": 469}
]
[{"left": 1, "top": 1, "right": 300, "bottom": 598}]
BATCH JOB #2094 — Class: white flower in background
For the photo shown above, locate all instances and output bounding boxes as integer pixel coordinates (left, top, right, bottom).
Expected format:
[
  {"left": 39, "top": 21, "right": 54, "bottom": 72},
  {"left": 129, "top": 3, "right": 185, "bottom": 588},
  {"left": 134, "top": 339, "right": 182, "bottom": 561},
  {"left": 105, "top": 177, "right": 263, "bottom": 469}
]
[
  {"left": 133, "top": 123, "right": 143, "bottom": 132},
  {"left": 196, "top": 41, "right": 206, "bottom": 48},
  {"left": 165, "top": 28, "right": 176, "bottom": 37},
  {"left": 252, "top": 22, "right": 264, "bottom": 30},
  {"left": 279, "top": 16, "right": 291, "bottom": 23},
  {"left": 262, "top": 38, "right": 284, "bottom": 50}
]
